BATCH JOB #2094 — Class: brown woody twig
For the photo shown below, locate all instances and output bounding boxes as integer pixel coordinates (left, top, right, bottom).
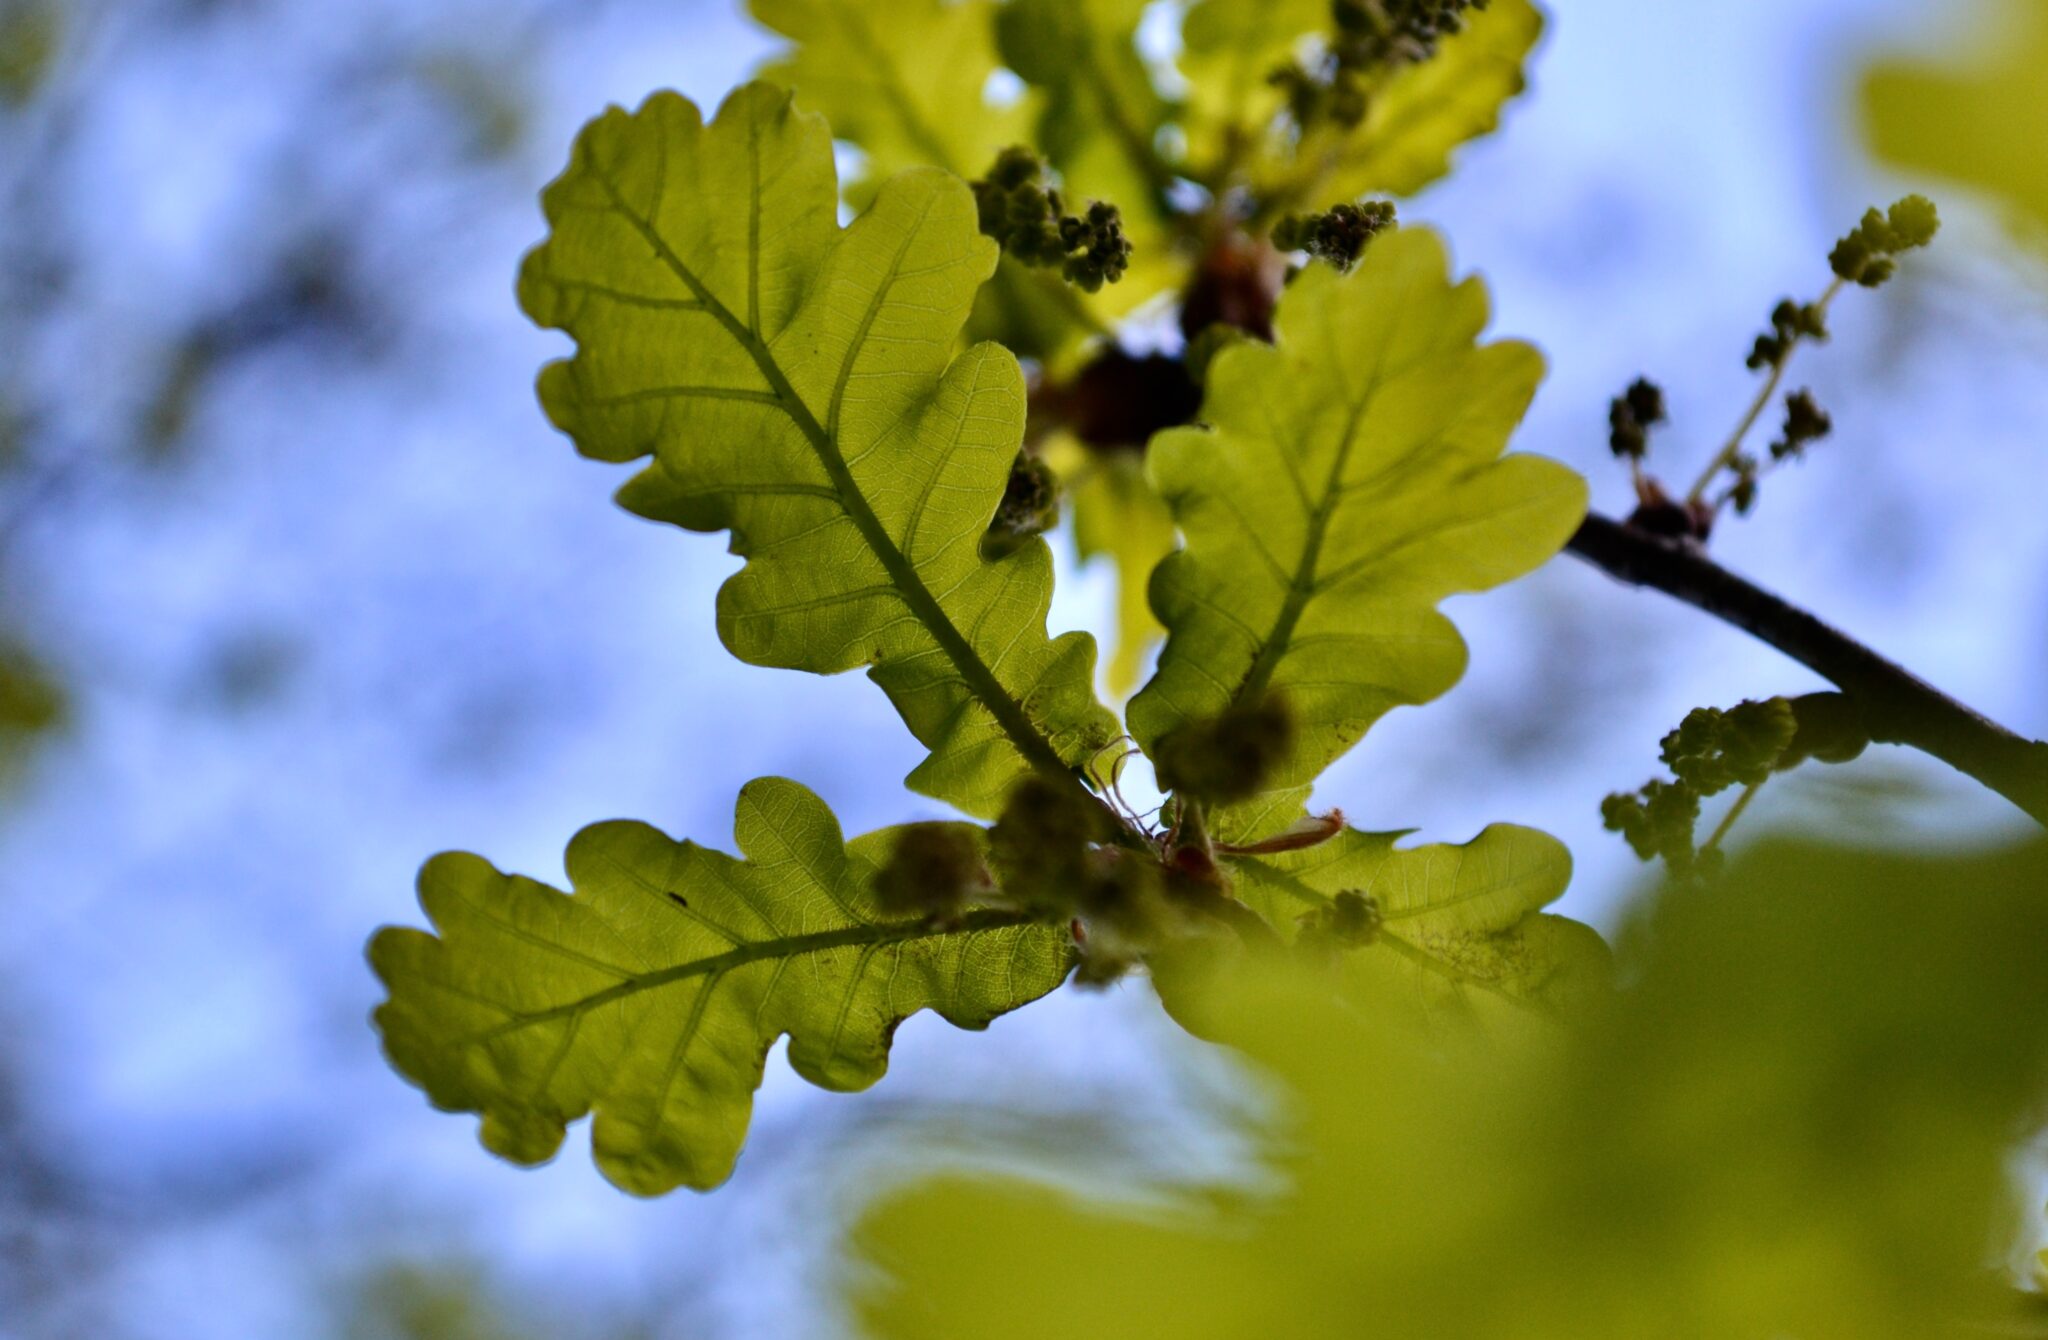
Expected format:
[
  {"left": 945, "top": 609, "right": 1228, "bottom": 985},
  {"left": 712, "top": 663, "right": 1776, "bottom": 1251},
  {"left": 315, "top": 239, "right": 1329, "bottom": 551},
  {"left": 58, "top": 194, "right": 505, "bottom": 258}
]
[{"left": 1567, "top": 511, "right": 2048, "bottom": 827}]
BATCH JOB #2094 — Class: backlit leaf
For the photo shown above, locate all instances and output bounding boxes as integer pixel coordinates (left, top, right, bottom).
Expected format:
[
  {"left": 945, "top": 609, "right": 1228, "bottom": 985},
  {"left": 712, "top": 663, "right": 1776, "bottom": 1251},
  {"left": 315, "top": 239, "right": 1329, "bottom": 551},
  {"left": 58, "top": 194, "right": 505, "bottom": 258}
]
[
  {"left": 749, "top": 0, "right": 1030, "bottom": 194},
  {"left": 986, "top": 0, "right": 1184, "bottom": 360},
  {"left": 1861, "top": 0, "right": 2048, "bottom": 241},
  {"left": 371, "top": 777, "right": 1070, "bottom": 1195},
  {"left": 1251, "top": 0, "right": 1543, "bottom": 209},
  {"left": 517, "top": 83, "right": 1118, "bottom": 817},
  {"left": 855, "top": 838, "right": 2048, "bottom": 1339},
  {"left": 1159, "top": 822, "right": 1607, "bottom": 1038},
  {"left": 1177, "top": 0, "right": 1326, "bottom": 179},
  {"left": 996, "top": 0, "right": 1170, "bottom": 207},
  {"left": 1128, "top": 227, "right": 1586, "bottom": 836}
]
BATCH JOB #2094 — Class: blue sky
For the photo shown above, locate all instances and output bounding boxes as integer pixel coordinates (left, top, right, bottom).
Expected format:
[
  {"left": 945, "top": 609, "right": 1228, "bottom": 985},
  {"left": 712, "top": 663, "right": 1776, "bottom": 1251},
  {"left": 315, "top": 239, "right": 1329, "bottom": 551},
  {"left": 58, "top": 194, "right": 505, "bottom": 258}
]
[{"left": 1, "top": 0, "right": 2044, "bottom": 1334}]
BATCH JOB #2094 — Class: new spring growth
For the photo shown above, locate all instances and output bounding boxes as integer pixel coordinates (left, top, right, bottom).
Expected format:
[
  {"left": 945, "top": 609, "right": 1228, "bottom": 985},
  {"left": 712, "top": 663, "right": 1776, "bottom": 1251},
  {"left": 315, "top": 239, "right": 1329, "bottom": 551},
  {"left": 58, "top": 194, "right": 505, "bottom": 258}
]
[
  {"left": 970, "top": 146, "right": 1132, "bottom": 292},
  {"left": 986, "top": 774, "right": 1119, "bottom": 919},
  {"left": 982, "top": 451, "right": 1060, "bottom": 560},
  {"left": 1272, "top": 201, "right": 1397, "bottom": 272},
  {"left": 988, "top": 775, "right": 1165, "bottom": 984},
  {"left": 1761, "top": 389, "right": 1843, "bottom": 483},
  {"left": 1604, "top": 699, "right": 1799, "bottom": 878},
  {"left": 1601, "top": 780, "right": 1703, "bottom": 875},
  {"left": 1697, "top": 196, "right": 1940, "bottom": 520},
  {"left": 1299, "top": 889, "right": 1383, "bottom": 951},
  {"left": 1153, "top": 697, "right": 1295, "bottom": 806},
  {"left": 1662, "top": 698, "right": 1798, "bottom": 793},
  {"left": 1270, "top": 0, "right": 1491, "bottom": 132},
  {"left": 1829, "top": 194, "right": 1940, "bottom": 289},
  {"left": 1747, "top": 298, "right": 1830, "bottom": 372},
  {"left": 1604, "top": 695, "right": 1866, "bottom": 879},
  {"left": 1608, "top": 376, "right": 1666, "bottom": 461}
]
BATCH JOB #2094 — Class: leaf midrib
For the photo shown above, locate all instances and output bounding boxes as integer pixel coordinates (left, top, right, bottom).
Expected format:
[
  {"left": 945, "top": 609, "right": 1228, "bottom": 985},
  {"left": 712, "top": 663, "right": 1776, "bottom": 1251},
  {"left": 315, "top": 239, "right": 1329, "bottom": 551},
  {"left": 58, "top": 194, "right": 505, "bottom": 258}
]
[
  {"left": 469, "top": 907, "right": 1042, "bottom": 1044},
  {"left": 1231, "top": 379, "right": 1375, "bottom": 706},
  {"left": 585, "top": 158, "right": 1083, "bottom": 791},
  {"left": 1232, "top": 854, "right": 1561, "bottom": 1017}
]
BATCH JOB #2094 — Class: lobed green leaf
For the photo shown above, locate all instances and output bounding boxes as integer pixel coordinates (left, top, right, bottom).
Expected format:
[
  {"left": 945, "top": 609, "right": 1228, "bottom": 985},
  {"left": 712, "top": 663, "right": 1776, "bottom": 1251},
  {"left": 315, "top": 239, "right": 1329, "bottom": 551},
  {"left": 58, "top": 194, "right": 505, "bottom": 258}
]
[
  {"left": 1253, "top": 0, "right": 1544, "bottom": 207},
  {"left": 517, "top": 83, "right": 1118, "bottom": 817},
  {"left": 1129, "top": 227, "right": 1586, "bottom": 837},
  {"left": 750, "top": 0, "right": 1030, "bottom": 197},
  {"left": 1195, "top": 823, "right": 1608, "bottom": 1035},
  {"left": 371, "top": 777, "right": 1070, "bottom": 1195},
  {"left": 855, "top": 838, "right": 2048, "bottom": 1340}
]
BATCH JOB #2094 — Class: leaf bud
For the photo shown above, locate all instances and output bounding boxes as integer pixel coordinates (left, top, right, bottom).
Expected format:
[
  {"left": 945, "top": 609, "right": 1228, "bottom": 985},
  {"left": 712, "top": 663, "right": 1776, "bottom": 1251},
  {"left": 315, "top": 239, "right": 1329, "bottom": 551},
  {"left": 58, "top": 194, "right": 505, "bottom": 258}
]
[
  {"left": 988, "top": 773, "right": 1117, "bottom": 917},
  {"left": 982, "top": 451, "right": 1061, "bottom": 560},
  {"left": 1153, "top": 696, "right": 1294, "bottom": 805},
  {"left": 874, "top": 823, "right": 991, "bottom": 919}
]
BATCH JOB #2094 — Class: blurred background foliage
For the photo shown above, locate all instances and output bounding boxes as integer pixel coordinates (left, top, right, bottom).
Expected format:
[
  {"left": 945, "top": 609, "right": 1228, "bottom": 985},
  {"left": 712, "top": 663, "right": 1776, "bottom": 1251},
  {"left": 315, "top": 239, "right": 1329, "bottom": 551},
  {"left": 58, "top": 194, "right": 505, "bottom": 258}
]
[
  {"left": 858, "top": 838, "right": 2048, "bottom": 1339},
  {"left": 1861, "top": 0, "right": 2048, "bottom": 246},
  {"left": 1, "top": 0, "right": 2047, "bottom": 1336}
]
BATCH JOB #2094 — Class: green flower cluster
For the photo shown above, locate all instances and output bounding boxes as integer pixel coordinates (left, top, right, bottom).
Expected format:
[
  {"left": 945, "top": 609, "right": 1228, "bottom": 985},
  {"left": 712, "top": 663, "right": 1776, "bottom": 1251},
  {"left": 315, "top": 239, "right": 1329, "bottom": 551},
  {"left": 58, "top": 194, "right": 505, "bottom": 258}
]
[
  {"left": 1604, "top": 694, "right": 1873, "bottom": 877},
  {"left": 970, "top": 146, "right": 1132, "bottom": 292},
  {"left": 1600, "top": 780, "right": 1702, "bottom": 875},
  {"left": 1604, "top": 698, "right": 1801, "bottom": 878},
  {"left": 1747, "top": 297, "right": 1830, "bottom": 372},
  {"left": 1829, "top": 194, "right": 1940, "bottom": 288},
  {"left": 1607, "top": 376, "right": 1665, "bottom": 461},
  {"left": 1662, "top": 698, "right": 1799, "bottom": 793},
  {"left": 1271, "top": 0, "right": 1491, "bottom": 131},
  {"left": 1272, "top": 201, "right": 1398, "bottom": 272}
]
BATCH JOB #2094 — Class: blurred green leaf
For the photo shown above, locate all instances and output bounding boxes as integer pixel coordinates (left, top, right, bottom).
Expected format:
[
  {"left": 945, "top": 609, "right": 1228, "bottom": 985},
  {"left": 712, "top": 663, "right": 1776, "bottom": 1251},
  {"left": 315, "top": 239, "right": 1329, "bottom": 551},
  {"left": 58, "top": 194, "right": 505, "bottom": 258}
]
[
  {"left": 750, "top": 0, "right": 1031, "bottom": 194},
  {"left": 0, "top": 1, "right": 61, "bottom": 109},
  {"left": 372, "top": 777, "right": 1070, "bottom": 1194},
  {"left": 516, "top": 83, "right": 1117, "bottom": 817},
  {"left": 0, "top": 637, "right": 63, "bottom": 791},
  {"left": 856, "top": 837, "right": 2048, "bottom": 1339},
  {"left": 1178, "top": 0, "right": 1326, "bottom": 175},
  {"left": 1862, "top": 0, "right": 2048, "bottom": 241},
  {"left": 1249, "top": 0, "right": 1543, "bottom": 209},
  {"left": 343, "top": 1263, "right": 543, "bottom": 1340},
  {"left": 1158, "top": 821, "right": 1607, "bottom": 1039},
  {"left": 1128, "top": 227, "right": 1586, "bottom": 838},
  {"left": 996, "top": 0, "right": 1170, "bottom": 202}
]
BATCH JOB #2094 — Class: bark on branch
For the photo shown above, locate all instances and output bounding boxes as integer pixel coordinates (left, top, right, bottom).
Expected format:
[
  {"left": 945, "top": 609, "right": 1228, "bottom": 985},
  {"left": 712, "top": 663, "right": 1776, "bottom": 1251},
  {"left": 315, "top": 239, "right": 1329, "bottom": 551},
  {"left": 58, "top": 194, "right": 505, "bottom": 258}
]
[{"left": 1566, "top": 511, "right": 2048, "bottom": 827}]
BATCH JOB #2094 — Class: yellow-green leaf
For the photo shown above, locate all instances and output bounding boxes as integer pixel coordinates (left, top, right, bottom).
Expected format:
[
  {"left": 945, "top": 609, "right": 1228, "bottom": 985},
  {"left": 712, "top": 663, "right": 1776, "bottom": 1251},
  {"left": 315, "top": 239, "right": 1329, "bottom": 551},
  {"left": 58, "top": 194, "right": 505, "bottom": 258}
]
[
  {"left": 1178, "top": 0, "right": 1327, "bottom": 179},
  {"left": 1861, "top": 0, "right": 2048, "bottom": 241},
  {"left": 1128, "top": 227, "right": 1586, "bottom": 836},
  {"left": 854, "top": 837, "right": 2048, "bottom": 1340},
  {"left": 1253, "top": 0, "right": 1543, "bottom": 210},
  {"left": 1160, "top": 822, "right": 1607, "bottom": 1037},
  {"left": 749, "top": 0, "right": 1030, "bottom": 192},
  {"left": 370, "top": 777, "right": 1070, "bottom": 1195},
  {"left": 984, "top": 0, "right": 1185, "bottom": 361},
  {"left": 517, "top": 84, "right": 1118, "bottom": 817},
  {"left": 996, "top": 0, "right": 1170, "bottom": 204}
]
